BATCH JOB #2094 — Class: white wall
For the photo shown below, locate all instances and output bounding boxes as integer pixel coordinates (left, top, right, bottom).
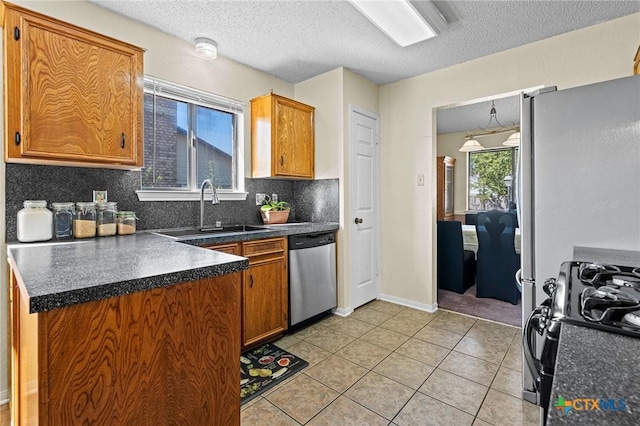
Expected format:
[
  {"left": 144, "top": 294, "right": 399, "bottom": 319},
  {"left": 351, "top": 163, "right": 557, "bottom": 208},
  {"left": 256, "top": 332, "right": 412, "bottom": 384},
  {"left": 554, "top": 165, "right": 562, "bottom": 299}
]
[
  {"left": 379, "top": 13, "right": 640, "bottom": 308},
  {"left": 437, "top": 130, "right": 515, "bottom": 216}
]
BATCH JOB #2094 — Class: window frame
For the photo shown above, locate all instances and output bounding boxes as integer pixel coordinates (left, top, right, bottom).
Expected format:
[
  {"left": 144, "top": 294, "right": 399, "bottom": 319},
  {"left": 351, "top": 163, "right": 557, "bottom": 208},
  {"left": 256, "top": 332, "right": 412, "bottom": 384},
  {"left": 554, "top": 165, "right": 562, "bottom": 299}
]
[
  {"left": 466, "top": 146, "right": 518, "bottom": 211},
  {"left": 136, "top": 76, "right": 247, "bottom": 202}
]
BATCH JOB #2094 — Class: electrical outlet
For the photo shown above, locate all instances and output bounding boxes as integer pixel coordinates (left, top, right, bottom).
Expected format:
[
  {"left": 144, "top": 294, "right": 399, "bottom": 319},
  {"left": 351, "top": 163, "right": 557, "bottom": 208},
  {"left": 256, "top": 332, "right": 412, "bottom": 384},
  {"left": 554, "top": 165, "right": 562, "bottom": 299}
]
[
  {"left": 417, "top": 174, "right": 425, "bottom": 186},
  {"left": 256, "top": 193, "right": 267, "bottom": 205},
  {"left": 271, "top": 193, "right": 278, "bottom": 203}
]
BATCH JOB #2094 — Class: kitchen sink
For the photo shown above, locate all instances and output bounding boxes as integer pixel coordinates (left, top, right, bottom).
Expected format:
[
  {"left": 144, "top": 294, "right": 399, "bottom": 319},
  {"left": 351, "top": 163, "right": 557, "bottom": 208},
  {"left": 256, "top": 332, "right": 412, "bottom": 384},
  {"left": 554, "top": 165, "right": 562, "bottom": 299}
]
[{"left": 153, "top": 225, "right": 268, "bottom": 239}]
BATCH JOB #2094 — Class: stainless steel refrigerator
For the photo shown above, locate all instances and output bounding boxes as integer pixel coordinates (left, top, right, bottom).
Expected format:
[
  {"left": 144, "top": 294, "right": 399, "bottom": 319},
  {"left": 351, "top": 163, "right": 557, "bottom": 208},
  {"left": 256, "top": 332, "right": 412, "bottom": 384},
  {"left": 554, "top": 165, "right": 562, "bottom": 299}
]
[{"left": 517, "top": 75, "right": 640, "bottom": 403}]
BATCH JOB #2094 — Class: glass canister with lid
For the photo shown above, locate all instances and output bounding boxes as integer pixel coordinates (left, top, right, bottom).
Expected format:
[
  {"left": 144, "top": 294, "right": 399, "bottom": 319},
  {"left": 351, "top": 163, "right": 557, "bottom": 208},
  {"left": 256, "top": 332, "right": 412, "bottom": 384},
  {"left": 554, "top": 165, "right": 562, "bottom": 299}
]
[
  {"left": 17, "top": 200, "right": 53, "bottom": 242},
  {"left": 96, "top": 202, "right": 117, "bottom": 237},
  {"left": 74, "top": 202, "right": 97, "bottom": 239},
  {"left": 51, "top": 202, "right": 75, "bottom": 240},
  {"left": 116, "top": 211, "right": 137, "bottom": 235}
]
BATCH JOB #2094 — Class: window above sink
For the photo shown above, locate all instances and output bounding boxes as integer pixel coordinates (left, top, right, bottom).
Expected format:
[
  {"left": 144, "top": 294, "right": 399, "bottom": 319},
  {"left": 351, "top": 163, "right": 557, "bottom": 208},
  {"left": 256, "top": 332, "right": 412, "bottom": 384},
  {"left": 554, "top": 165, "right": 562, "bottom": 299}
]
[{"left": 137, "top": 77, "right": 247, "bottom": 202}]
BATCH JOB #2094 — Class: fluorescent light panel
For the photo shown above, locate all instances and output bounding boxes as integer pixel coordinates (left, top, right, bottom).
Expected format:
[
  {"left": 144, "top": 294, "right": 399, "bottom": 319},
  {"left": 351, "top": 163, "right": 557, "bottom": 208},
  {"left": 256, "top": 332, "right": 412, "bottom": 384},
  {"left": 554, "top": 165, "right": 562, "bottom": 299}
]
[{"left": 349, "top": 0, "right": 438, "bottom": 47}]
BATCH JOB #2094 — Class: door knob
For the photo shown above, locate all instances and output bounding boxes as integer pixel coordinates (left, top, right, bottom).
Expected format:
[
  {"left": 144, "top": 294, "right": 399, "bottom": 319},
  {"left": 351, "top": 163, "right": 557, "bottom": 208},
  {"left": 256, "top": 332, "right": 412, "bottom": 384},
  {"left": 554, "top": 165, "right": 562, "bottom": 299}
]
[{"left": 354, "top": 217, "right": 363, "bottom": 224}]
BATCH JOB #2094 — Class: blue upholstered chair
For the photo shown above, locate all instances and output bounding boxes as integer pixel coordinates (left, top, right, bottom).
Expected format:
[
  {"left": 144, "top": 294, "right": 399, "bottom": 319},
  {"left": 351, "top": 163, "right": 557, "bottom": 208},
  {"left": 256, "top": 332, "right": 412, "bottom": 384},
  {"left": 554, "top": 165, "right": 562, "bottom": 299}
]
[
  {"left": 437, "top": 221, "right": 477, "bottom": 294},
  {"left": 475, "top": 210, "right": 521, "bottom": 305}
]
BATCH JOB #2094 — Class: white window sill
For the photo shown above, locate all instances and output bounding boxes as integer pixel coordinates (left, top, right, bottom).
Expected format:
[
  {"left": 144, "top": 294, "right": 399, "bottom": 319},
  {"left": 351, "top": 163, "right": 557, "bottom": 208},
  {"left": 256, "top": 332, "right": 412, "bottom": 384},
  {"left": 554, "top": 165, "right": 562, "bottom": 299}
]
[{"left": 136, "top": 190, "right": 248, "bottom": 202}]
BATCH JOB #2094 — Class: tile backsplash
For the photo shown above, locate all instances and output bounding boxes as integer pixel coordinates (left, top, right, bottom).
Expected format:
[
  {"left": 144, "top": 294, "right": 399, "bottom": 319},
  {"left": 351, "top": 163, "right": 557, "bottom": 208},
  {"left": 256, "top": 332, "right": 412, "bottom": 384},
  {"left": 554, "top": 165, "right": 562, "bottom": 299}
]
[{"left": 5, "top": 164, "right": 339, "bottom": 241}]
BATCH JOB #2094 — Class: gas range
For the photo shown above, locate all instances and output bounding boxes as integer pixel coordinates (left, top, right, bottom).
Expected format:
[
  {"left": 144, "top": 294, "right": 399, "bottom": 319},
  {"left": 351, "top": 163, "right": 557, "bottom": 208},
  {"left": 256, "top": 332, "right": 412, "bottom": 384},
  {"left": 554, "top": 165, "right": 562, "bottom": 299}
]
[
  {"left": 551, "top": 261, "right": 640, "bottom": 338},
  {"left": 525, "top": 260, "right": 640, "bottom": 420}
]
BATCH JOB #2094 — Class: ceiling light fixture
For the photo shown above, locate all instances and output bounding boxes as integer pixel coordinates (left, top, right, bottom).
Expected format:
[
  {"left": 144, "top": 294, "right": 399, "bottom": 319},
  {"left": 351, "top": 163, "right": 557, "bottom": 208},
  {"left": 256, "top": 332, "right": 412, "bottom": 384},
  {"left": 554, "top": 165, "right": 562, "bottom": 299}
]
[
  {"left": 195, "top": 37, "right": 218, "bottom": 60},
  {"left": 459, "top": 136, "right": 485, "bottom": 152},
  {"left": 459, "top": 100, "right": 519, "bottom": 152},
  {"left": 348, "top": 0, "right": 447, "bottom": 47},
  {"left": 503, "top": 131, "right": 521, "bottom": 146}
]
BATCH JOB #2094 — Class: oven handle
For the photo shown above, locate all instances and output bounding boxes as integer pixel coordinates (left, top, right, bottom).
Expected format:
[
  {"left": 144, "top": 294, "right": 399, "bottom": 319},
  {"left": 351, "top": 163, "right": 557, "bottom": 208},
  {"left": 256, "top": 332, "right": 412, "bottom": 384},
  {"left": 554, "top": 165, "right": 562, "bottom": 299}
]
[
  {"left": 524, "top": 307, "right": 542, "bottom": 385},
  {"left": 523, "top": 300, "right": 551, "bottom": 389}
]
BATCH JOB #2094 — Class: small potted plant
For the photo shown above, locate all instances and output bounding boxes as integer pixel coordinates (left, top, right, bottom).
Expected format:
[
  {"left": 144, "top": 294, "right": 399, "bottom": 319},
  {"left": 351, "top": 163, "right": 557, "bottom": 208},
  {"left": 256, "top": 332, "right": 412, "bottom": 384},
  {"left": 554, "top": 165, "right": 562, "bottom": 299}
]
[{"left": 260, "top": 197, "right": 290, "bottom": 224}]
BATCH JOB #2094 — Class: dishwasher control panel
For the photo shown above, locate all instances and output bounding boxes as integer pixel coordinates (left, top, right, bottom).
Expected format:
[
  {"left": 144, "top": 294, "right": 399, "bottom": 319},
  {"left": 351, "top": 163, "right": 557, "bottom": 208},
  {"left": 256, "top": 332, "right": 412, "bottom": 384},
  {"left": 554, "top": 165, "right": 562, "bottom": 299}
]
[{"left": 289, "top": 232, "right": 335, "bottom": 250}]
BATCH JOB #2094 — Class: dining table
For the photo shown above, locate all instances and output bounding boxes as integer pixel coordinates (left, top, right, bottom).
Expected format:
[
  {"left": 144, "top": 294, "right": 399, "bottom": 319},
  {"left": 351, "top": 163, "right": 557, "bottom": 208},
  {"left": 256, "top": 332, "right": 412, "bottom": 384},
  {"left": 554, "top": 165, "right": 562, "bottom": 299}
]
[{"left": 461, "top": 224, "right": 521, "bottom": 254}]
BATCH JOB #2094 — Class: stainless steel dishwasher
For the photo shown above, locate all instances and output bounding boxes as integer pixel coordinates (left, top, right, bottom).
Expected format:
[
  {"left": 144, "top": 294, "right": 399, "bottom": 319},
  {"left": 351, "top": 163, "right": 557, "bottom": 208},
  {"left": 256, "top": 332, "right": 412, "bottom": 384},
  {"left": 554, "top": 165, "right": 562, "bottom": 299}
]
[{"left": 288, "top": 232, "right": 337, "bottom": 327}]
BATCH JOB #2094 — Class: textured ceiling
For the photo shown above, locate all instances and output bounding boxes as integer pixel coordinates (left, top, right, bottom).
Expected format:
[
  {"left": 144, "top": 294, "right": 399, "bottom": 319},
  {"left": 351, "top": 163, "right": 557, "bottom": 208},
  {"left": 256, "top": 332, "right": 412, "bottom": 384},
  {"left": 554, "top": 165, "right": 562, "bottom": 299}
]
[{"left": 90, "top": 0, "right": 640, "bottom": 86}]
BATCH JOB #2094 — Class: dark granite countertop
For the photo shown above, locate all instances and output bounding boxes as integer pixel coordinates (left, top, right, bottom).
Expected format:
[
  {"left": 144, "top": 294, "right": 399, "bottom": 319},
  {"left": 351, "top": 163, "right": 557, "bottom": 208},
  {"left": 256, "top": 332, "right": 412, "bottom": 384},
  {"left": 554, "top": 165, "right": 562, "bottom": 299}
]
[
  {"left": 156, "top": 222, "right": 340, "bottom": 246},
  {"left": 547, "top": 323, "right": 640, "bottom": 425},
  {"left": 8, "top": 222, "right": 339, "bottom": 314},
  {"left": 8, "top": 233, "right": 249, "bottom": 314}
]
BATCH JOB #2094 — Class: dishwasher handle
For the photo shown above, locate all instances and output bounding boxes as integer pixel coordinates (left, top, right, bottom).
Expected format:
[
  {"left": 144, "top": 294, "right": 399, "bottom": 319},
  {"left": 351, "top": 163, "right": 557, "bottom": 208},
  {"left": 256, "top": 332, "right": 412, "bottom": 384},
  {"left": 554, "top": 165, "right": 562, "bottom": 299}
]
[{"left": 289, "top": 232, "right": 335, "bottom": 250}]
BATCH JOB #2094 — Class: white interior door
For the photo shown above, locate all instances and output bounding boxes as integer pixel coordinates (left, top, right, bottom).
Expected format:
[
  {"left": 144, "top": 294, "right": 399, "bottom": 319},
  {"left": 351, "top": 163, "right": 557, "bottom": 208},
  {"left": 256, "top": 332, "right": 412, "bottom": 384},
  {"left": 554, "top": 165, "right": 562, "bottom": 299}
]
[{"left": 349, "top": 106, "right": 380, "bottom": 309}]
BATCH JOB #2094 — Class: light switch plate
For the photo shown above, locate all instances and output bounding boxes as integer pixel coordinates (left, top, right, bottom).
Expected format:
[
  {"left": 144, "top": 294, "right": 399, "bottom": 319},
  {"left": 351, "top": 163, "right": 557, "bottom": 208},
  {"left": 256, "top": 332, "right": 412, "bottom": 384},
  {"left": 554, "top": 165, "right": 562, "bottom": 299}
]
[
  {"left": 417, "top": 174, "right": 425, "bottom": 186},
  {"left": 93, "top": 190, "right": 107, "bottom": 203}
]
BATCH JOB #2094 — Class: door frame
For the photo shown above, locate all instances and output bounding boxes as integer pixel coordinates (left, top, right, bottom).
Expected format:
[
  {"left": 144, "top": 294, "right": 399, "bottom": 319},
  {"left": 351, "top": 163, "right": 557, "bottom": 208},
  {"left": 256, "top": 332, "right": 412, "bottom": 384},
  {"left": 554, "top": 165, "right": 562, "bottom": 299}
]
[{"left": 348, "top": 105, "right": 381, "bottom": 311}]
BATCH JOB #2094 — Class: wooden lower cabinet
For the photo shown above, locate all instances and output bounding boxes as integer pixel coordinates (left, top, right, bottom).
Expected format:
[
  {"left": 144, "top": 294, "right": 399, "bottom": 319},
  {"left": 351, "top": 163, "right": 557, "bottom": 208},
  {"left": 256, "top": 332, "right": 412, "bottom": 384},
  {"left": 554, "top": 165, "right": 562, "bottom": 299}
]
[
  {"left": 10, "top": 270, "right": 241, "bottom": 425},
  {"left": 207, "top": 237, "right": 288, "bottom": 349}
]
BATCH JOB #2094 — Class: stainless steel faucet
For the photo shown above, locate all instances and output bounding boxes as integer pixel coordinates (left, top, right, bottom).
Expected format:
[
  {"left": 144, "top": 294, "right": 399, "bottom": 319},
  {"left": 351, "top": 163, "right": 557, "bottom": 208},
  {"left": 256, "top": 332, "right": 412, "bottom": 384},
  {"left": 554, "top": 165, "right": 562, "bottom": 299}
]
[{"left": 200, "top": 179, "right": 220, "bottom": 230}]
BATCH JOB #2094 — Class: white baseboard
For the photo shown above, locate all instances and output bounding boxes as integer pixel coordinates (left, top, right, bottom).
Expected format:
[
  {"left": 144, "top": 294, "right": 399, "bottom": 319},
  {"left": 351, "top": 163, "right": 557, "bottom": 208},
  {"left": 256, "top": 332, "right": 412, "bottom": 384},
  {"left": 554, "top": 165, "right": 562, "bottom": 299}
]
[
  {"left": 0, "top": 389, "right": 8, "bottom": 405},
  {"left": 332, "top": 306, "right": 354, "bottom": 317},
  {"left": 379, "top": 294, "right": 438, "bottom": 313}
]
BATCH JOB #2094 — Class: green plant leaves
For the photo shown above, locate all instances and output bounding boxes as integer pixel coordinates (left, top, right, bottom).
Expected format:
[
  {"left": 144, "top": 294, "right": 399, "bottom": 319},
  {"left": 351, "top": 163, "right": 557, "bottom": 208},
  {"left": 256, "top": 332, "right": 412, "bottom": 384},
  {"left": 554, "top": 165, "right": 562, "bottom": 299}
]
[{"left": 260, "top": 200, "right": 290, "bottom": 211}]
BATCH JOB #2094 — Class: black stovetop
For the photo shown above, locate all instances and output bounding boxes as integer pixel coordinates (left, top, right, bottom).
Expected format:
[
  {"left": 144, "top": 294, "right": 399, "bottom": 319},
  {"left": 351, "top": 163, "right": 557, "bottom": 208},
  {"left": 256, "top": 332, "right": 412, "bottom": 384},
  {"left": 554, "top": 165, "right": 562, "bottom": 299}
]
[{"left": 556, "top": 261, "right": 640, "bottom": 338}]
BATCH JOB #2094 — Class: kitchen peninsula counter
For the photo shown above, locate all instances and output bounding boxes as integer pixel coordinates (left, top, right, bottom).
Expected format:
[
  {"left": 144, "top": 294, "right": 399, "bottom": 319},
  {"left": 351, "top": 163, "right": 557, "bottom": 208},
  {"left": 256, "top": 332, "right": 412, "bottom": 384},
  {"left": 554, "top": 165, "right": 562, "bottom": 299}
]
[
  {"left": 8, "top": 232, "right": 248, "bottom": 313},
  {"left": 8, "top": 232, "right": 247, "bottom": 425}
]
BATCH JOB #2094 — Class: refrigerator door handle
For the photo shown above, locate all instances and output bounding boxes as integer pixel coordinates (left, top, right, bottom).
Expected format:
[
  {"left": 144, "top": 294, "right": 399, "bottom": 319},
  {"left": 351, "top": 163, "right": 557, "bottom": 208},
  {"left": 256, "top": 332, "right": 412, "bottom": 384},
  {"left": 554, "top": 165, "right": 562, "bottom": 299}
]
[{"left": 519, "top": 93, "right": 534, "bottom": 283}]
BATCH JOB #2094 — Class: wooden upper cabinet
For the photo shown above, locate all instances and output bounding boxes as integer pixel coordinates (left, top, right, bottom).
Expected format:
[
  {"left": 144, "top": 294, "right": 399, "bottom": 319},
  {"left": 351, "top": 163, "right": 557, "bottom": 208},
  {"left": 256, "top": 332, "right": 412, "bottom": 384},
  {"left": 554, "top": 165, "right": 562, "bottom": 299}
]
[
  {"left": 3, "top": 3, "right": 144, "bottom": 168},
  {"left": 634, "top": 44, "right": 640, "bottom": 75},
  {"left": 251, "top": 93, "right": 315, "bottom": 179}
]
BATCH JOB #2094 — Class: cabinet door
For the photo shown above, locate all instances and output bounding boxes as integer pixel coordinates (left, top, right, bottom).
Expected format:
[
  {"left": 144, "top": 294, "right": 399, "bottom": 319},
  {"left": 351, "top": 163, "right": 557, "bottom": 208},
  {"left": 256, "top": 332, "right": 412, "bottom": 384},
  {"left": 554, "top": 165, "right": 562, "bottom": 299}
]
[
  {"left": 4, "top": 7, "right": 143, "bottom": 167},
  {"left": 10, "top": 270, "right": 40, "bottom": 425},
  {"left": 242, "top": 258, "right": 287, "bottom": 347},
  {"left": 273, "top": 97, "right": 314, "bottom": 179}
]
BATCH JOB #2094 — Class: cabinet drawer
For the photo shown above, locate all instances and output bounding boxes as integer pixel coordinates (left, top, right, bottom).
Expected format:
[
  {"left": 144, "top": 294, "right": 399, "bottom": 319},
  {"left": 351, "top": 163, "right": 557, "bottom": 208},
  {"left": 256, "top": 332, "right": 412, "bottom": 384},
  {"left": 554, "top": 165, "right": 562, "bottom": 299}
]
[
  {"left": 242, "top": 238, "right": 286, "bottom": 258},
  {"left": 204, "top": 243, "right": 241, "bottom": 256}
]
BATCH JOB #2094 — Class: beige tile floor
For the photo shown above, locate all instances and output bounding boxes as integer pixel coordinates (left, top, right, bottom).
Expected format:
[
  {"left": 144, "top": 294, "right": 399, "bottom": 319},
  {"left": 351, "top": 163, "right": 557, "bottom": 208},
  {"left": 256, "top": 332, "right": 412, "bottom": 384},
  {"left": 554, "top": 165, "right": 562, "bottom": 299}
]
[{"left": 241, "top": 300, "right": 541, "bottom": 426}]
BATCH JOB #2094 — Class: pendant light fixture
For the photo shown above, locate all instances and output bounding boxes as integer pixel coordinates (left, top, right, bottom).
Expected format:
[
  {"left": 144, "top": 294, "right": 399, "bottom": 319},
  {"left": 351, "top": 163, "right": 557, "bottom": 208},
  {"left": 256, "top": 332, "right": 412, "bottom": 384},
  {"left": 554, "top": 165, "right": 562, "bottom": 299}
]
[
  {"left": 459, "top": 100, "right": 519, "bottom": 152},
  {"left": 459, "top": 135, "right": 485, "bottom": 152},
  {"left": 503, "top": 131, "right": 521, "bottom": 146}
]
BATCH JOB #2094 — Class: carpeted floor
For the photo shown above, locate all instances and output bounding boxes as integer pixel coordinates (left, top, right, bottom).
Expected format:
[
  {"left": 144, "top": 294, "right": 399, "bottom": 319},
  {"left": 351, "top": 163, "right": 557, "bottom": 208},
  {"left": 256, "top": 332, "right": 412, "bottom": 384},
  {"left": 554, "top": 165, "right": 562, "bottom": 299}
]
[{"left": 437, "top": 285, "right": 521, "bottom": 327}]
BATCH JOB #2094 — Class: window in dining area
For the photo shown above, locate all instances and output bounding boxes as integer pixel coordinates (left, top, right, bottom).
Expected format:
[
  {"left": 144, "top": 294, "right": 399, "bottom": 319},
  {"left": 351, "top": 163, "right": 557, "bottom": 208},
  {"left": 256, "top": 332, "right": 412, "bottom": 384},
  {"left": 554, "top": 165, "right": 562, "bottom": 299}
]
[{"left": 468, "top": 147, "right": 518, "bottom": 210}]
